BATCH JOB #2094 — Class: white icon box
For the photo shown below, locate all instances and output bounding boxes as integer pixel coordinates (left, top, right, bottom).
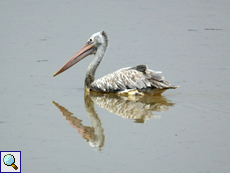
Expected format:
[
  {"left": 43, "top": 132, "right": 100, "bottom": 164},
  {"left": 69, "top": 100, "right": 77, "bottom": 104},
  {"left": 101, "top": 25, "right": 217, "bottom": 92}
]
[{"left": 0, "top": 151, "right": 21, "bottom": 173}]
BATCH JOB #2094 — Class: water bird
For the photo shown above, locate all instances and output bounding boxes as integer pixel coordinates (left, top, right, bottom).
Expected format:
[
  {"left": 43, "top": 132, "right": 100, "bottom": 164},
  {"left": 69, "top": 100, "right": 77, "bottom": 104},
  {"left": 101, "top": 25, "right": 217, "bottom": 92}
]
[{"left": 53, "top": 31, "right": 178, "bottom": 95}]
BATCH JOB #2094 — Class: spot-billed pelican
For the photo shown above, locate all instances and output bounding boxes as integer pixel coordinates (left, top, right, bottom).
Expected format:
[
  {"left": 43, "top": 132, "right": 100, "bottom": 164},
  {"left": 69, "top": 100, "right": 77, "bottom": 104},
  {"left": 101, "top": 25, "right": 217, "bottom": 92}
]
[{"left": 53, "top": 31, "right": 178, "bottom": 95}]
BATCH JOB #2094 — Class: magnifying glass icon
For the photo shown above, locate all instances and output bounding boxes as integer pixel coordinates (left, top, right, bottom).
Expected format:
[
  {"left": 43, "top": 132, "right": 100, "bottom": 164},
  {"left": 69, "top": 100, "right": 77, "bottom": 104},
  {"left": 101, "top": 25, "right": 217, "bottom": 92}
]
[{"left": 3, "top": 154, "right": 18, "bottom": 170}]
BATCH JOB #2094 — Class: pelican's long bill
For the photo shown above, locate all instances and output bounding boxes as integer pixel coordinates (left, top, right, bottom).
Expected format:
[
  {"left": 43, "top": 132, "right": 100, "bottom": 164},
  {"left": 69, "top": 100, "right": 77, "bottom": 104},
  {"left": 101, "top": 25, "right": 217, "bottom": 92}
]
[{"left": 53, "top": 42, "right": 96, "bottom": 77}]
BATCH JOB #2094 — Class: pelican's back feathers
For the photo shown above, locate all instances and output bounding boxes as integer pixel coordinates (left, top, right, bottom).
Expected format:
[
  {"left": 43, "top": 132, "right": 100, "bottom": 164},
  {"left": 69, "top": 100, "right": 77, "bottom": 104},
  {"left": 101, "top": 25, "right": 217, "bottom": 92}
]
[{"left": 89, "top": 65, "right": 177, "bottom": 93}]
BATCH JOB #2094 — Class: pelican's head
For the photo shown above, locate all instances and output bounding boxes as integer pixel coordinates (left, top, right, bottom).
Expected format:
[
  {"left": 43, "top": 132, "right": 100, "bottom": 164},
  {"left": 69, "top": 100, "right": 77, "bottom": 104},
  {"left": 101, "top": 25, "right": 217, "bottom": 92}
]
[{"left": 53, "top": 31, "right": 108, "bottom": 77}]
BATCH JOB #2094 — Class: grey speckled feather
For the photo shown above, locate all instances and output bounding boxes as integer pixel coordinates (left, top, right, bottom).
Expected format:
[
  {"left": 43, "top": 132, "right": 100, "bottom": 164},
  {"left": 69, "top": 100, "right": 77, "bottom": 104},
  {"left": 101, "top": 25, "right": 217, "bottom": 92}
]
[{"left": 90, "top": 65, "right": 176, "bottom": 93}]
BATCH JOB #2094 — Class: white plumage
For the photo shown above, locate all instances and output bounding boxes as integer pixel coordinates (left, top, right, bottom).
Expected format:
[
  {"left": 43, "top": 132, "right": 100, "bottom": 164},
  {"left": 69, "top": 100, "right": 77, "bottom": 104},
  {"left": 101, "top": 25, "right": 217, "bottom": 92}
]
[{"left": 90, "top": 65, "right": 176, "bottom": 93}]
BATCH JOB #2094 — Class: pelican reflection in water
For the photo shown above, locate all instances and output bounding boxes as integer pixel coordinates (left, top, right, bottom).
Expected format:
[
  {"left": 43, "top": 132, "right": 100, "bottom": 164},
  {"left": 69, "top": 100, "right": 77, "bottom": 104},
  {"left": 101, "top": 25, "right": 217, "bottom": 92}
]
[
  {"left": 52, "top": 92, "right": 175, "bottom": 149},
  {"left": 53, "top": 31, "right": 178, "bottom": 95},
  {"left": 52, "top": 95, "right": 105, "bottom": 150},
  {"left": 89, "top": 92, "right": 175, "bottom": 123}
]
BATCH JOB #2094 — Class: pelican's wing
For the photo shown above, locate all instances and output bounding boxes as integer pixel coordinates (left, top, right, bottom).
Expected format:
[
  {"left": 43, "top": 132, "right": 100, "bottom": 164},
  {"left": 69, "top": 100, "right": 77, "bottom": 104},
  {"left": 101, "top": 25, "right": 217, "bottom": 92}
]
[{"left": 90, "top": 65, "right": 175, "bottom": 92}]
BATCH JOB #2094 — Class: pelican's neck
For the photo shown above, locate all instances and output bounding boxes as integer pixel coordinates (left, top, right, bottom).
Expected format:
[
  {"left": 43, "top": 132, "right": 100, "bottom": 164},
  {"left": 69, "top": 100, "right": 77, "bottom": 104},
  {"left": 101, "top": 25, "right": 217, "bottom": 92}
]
[{"left": 85, "top": 44, "right": 107, "bottom": 88}]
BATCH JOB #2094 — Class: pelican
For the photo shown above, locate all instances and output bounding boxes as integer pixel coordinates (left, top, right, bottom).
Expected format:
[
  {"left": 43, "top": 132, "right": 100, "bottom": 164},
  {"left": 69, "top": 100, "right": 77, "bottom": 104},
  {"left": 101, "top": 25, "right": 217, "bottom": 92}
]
[{"left": 53, "top": 31, "right": 178, "bottom": 95}]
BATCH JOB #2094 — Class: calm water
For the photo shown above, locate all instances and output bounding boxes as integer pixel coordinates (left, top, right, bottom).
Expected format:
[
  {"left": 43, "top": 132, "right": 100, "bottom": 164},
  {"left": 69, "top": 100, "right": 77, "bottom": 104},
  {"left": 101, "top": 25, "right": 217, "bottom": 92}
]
[{"left": 1, "top": 0, "right": 230, "bottom": 172}]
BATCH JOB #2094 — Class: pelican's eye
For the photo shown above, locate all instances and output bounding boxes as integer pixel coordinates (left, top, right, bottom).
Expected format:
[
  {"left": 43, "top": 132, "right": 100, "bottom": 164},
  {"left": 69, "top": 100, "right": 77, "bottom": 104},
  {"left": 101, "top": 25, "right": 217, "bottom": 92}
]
[{"left": 88, "top": 38, "right": 93, "bottom": 45}]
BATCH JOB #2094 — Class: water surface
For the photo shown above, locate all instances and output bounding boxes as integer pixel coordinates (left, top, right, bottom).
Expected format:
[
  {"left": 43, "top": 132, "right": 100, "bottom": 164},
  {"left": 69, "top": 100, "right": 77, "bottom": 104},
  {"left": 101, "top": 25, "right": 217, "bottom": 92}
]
[{"left": 1, "top": 0, "right": 230, "bottom": 172}]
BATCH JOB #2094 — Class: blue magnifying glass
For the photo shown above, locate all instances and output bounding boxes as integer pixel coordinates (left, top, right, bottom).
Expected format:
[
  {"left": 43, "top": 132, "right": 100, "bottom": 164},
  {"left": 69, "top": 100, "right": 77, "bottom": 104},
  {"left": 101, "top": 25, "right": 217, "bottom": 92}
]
[{"left": 3, "top": 154, "right": 18, "bottom": 170}]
